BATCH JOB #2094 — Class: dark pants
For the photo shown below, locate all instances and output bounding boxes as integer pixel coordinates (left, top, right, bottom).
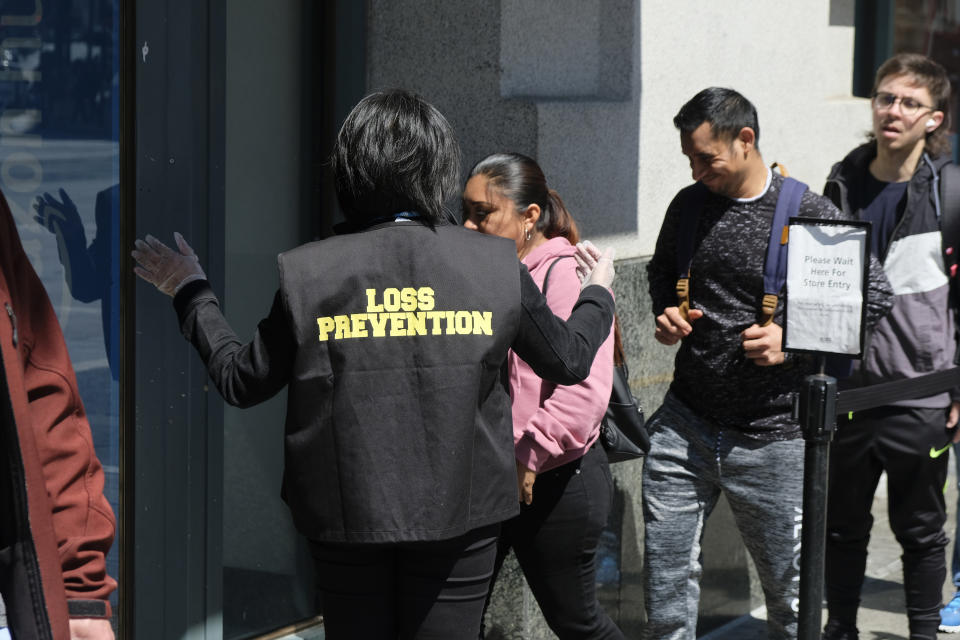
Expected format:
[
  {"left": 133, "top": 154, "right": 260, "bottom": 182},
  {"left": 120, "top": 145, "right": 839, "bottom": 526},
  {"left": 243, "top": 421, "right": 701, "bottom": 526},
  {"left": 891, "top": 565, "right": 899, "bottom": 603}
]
[
  {"left": 487, "top": 445, "right": 623, "bottom": 639},
  {"left": 310, "top": 523, "right": 499, "bottom": 640},
  {"left": 825, "top": 405, "right": 949, "bottom": 640}
]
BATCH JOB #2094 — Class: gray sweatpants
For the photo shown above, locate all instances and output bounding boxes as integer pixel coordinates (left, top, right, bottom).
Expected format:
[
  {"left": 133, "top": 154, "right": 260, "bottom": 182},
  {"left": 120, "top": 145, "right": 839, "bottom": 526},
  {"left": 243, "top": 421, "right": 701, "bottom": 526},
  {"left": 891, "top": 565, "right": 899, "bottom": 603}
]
[{"left": 641, "top": 392, "right": 804, "bottom": 640}]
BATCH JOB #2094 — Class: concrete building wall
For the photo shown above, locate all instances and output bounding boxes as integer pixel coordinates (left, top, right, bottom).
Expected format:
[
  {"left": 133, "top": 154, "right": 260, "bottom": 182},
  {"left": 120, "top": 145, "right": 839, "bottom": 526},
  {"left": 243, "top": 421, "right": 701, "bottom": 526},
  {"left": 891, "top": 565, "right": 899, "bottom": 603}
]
[
  {"left": 366, "top": 0, "right": 869, "bottom": 635},
  {"left": 367, "top": 0, "right": 539, "bottom": 179},
  {"left": 634, "top": 0, "right": 867, "bottom": 258}
]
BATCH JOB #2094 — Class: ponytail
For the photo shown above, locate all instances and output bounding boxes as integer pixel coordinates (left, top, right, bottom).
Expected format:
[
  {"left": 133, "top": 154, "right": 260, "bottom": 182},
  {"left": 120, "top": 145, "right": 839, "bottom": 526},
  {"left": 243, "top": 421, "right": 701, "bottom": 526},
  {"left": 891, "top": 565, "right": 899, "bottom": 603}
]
[
  {"left": 540, "top": 189, "right": 579, "bottom": 244},
  {"left": 468, "top": 153, "right": 580, "bottom": 242}
]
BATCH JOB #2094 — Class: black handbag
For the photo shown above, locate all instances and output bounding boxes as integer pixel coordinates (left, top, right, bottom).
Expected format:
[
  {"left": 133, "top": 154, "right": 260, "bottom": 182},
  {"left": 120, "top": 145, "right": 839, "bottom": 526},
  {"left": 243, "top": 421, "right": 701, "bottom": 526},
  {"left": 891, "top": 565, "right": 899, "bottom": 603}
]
[
  {"left": 599, "top": 361, "right": 648, "bottom": 462},
  {"left": 542, "top": 257, "right": 648, "bottom": 463}
]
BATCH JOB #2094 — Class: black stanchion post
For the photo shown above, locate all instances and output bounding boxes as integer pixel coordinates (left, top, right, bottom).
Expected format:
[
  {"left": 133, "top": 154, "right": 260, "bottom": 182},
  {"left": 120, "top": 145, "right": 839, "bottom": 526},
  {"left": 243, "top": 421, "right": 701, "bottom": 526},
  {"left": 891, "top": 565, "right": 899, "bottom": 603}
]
[{"left": 797, "top": 367, "right": 838, "bottom": 640}]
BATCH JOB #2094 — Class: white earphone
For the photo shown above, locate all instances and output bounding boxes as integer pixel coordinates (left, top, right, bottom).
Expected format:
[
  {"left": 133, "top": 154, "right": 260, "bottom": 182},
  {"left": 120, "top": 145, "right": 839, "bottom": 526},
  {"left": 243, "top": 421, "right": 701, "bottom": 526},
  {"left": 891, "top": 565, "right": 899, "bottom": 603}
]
[{"left": 927, "top": 118, "right": 937, "bottom": 128}]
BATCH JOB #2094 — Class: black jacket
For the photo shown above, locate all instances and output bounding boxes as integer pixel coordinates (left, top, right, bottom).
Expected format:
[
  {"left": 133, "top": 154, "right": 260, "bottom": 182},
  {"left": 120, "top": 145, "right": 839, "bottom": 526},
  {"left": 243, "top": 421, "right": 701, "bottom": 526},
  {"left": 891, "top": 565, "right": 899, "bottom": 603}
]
[
  {"left": 824, "top": 142, "right": 957, "bottom": 405},
  {"left": 174, "top": 221, "right": 614, "bottom": 543}
]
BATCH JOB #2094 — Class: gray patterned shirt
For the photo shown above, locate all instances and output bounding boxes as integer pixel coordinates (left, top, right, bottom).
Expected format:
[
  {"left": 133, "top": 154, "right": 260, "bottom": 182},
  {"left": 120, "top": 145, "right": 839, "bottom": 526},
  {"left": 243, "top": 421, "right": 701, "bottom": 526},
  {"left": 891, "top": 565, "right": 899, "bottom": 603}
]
[{"left": 647, "top": 172, "right": 893, "bottom": 439}]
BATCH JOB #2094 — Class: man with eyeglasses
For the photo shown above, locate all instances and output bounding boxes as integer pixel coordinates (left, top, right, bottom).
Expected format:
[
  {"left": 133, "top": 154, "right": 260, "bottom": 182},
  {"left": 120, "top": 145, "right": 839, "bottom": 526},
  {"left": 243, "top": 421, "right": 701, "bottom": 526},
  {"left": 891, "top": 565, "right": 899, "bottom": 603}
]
[{"left": 821, "top": 52, "right": 958, "bottom": 640}]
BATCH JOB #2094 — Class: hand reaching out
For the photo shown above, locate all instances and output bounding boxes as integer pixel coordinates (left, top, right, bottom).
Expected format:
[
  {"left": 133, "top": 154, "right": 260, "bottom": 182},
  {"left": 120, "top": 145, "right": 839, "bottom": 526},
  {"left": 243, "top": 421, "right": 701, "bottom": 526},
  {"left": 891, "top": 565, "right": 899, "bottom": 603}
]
[
  {"left": 132, "top": 232, "right": 207, "bottom": 296},
  {"left": 33, "top": 188, "right": 85, "bottom": 239}
]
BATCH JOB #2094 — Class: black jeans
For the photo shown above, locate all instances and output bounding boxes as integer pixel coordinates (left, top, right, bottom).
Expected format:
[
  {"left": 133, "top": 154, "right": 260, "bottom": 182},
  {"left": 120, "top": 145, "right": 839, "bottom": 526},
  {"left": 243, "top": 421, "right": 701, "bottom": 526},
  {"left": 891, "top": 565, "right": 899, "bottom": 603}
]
[
  {"left": 486, "top": 445, "right": 623, "bottom": 639},
  {"left": 825, "top": 405, "right": 950, "bottom": 640},
  {"left": 310, "top": 523, "right": 499, "bottom": 639}
]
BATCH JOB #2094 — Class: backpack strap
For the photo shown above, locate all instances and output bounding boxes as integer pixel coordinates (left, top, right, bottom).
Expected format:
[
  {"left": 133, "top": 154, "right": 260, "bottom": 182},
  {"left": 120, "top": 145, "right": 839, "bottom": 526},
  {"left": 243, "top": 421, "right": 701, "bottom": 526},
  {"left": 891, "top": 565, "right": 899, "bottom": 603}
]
[
  {"left": 675, "top": 183, "right": 709, "bottom": 320},
  {"left": 760, "top": 176, "right": 808, "bottom": 326},
  {"left": 939, "top": 163, "right": 960, "bottom": 307}
]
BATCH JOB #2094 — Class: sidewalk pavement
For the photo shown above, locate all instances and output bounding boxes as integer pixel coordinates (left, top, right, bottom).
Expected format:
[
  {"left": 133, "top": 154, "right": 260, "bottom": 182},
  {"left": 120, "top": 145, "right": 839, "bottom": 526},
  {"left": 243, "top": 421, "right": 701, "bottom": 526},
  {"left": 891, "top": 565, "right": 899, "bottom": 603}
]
[{"left": 701, "top": 451, "right": 959, "bottom": 640}]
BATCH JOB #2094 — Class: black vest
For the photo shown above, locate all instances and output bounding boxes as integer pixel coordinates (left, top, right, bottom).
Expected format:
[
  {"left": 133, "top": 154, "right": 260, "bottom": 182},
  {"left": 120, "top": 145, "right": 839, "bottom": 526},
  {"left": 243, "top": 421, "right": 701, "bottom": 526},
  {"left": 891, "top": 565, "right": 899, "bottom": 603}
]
[{"left": 277, "top": 222, "right": 523, "bottom": 543}]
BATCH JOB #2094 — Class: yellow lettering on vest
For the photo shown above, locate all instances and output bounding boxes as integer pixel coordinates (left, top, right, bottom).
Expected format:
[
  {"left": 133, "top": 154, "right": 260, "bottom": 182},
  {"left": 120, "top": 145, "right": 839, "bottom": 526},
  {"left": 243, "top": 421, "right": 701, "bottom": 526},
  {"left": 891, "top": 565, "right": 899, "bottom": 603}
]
[
  {"left": 426, "top": 310, "right": 444, "bottom": 334},
  {"left": 454, "top": 311, "right": 472, "bottom": 334},
  {"left": 400, "top": 287, "right": 419, "bottom": 311},
  {"left": 368, "top": 313, "right": 389, "bottom": 337},
  {"left": 317, "top": 317, "right": 335, "bottom": 341},
  {"left": 389, "top": 312, "right": 406, "bottom": 336},
  {"left": 406, "top": 312, "right": 426, "bottom": 336},
  {"left": 472, "top": 311, "right": 492, "bottom": 335},
  {"left": 350, "top": 313, "right": 369, "bottom": 338},
  {"left": 334, "top": 315, "right": 352, "bottom": 339},
  {"left": 365, "top": 289, "right": 383, "bottom": 312},
  {"left": 383, "top": 288, "right": 401, "bottom": 312},
  {"left": 444, "top": 311, "right": 456, "bottom": 334},
  {"left": 418, "top": 287, "right": 435, "bottom": 311}
]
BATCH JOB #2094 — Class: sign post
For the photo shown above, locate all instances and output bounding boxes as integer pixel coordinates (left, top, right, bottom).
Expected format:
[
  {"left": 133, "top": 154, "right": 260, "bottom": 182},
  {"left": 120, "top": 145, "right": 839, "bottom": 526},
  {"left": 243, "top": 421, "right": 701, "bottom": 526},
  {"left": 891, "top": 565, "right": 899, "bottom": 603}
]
[{"left": 784, "top": 218, "right": 870, "bottom": 640}]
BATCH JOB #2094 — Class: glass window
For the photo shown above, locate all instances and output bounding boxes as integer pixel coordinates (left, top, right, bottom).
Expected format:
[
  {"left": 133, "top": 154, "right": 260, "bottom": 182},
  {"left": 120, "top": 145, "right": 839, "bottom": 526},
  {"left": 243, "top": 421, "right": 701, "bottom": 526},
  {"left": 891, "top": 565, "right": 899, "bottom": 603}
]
[
  {"left": 890, "top": 0, "right": 960, "bottom": 152},
  {"left": 221, "top": 2, "right": 316, "bottom": 637},
  {"left": 857, "top": 0, "right": 960, "bottom": 155},
  {"left": 0, "top": 0, "right": 121, "bottom": 628}
]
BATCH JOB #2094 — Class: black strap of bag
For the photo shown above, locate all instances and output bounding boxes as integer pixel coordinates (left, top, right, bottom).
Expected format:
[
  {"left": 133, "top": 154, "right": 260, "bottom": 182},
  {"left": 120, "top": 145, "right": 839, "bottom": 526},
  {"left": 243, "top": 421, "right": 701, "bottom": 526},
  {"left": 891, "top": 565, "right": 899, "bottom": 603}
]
[{"left": 542, "top": 257, "right": 648, "bottom": 462}]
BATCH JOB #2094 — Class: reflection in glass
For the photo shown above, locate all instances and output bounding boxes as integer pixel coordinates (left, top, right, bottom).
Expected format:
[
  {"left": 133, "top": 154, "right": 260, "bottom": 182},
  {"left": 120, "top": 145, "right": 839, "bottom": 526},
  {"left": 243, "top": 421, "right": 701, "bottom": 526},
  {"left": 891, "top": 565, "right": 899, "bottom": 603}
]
[{"left": 0, "top": 0, "right": 121, "bottom": 625}]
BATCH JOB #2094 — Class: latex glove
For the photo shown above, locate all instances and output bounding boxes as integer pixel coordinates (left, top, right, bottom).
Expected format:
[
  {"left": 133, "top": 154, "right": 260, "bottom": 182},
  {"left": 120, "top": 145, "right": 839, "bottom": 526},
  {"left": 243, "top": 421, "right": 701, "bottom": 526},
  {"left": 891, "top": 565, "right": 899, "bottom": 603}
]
[
  {"left": 574, "top": 240, "right": 616, "bottom": 290},
  {"left": 132, "top": 232, "right": 206, "bottom": 296},
  {"left": 741, "top": 322, "right": 785, "bottom": 366},
  {"left": 69, "top": 618, "right": 115, "bottom": 640},
  {"left": 655, "top": 306, "right": 704, "bottom": 345},
  {"left": 517, "top": 462, "right": 536, "bottom": 505}
]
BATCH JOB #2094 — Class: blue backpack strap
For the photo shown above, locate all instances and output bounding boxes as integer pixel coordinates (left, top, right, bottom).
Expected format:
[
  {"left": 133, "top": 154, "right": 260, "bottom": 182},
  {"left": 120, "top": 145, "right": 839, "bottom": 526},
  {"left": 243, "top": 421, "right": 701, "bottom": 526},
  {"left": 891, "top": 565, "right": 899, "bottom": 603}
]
[
  {"left": 674, "top": 183, "right": 708, "bottom": 320},
  {"left": 760, "top": 176, "right": 808, "bottom": 326}
]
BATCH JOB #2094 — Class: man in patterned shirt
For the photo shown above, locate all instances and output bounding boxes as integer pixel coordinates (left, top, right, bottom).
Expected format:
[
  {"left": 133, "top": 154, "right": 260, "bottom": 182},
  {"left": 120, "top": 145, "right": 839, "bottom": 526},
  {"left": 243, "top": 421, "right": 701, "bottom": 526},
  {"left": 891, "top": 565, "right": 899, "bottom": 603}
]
[{"left": 642, "top": 87, "right": 892, "bottom": 640}]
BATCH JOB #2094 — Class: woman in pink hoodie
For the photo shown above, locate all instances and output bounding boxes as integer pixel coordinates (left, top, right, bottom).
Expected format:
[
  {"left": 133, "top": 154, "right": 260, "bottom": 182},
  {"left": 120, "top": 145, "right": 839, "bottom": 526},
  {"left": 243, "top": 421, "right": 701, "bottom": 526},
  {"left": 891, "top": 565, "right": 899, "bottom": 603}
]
[{"left": 463, "top": 153, "right": 623, "bottom": 639}]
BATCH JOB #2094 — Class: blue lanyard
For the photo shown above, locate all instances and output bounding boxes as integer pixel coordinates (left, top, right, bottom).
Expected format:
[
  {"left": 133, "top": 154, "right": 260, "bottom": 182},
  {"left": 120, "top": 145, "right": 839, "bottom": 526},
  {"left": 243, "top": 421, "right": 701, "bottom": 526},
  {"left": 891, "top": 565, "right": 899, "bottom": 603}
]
[{"left": 365, "top": 211, "right": 421, "bottom": 226}]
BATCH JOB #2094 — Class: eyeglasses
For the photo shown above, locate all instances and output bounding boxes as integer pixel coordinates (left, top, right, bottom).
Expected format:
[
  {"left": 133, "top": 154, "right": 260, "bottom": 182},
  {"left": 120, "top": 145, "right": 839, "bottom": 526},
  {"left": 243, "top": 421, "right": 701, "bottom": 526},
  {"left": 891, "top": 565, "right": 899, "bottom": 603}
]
[{"left": 871, "top": 92, "right": 935, "bottom": 116}]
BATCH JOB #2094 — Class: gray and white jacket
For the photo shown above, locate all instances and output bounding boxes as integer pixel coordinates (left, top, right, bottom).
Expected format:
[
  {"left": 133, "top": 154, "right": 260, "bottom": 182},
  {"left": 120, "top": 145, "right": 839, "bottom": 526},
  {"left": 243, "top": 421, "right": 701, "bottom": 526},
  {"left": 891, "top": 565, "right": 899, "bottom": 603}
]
[{"left": 824, "top": 141, "right": 959, "bottom": 407}]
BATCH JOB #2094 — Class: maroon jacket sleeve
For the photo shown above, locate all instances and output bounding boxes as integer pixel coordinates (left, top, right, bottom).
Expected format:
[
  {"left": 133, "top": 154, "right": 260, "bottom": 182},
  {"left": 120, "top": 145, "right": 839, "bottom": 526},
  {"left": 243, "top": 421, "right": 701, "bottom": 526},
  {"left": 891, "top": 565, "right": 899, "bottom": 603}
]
[{"left": 1, "top": 190, "right": 116, "bottom": 618}]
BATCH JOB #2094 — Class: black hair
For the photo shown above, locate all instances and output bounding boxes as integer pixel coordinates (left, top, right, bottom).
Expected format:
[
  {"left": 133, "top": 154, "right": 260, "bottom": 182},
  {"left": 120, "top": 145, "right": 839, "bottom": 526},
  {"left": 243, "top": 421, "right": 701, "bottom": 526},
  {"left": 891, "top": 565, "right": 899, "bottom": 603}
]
[
  {"left": 466, "top": 152, "right": 630, "bottom": 362},
  {"left": 673, "top": 87, "right": 760, "bottom": 148},
  {"left": 873, "top": 53, "right": 952, "bottom": 158},
  {"left": 332, "top": 89, "right": 461, "bottom": 225},
  {"left": 467, "top": 152, "right": 579, "bottom": 243}
]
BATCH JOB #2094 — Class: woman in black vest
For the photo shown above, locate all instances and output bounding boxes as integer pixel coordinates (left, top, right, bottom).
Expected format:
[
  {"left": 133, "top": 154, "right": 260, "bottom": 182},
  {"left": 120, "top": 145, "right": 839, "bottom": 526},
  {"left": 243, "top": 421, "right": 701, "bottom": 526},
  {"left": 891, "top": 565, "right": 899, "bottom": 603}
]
[
  {"left": 464, "top": 153, "right": 624, "bottom": 639},
  {"left": 132, "top": 90, "right": 616, "bottom": 639}
]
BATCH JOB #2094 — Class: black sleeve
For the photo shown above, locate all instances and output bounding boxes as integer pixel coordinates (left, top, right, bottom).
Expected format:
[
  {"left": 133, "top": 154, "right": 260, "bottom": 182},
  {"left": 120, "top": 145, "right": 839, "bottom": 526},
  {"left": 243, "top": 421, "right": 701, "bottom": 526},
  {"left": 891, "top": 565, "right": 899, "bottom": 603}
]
[
  {"left": 173, "top": 279, "right": 295, "bottom": 408},
  {"left": 511, "top": 263, "right": 615, "bottom": 385},
  {"left": 647, "top": 193, "right": 683, "bottom": 317}
]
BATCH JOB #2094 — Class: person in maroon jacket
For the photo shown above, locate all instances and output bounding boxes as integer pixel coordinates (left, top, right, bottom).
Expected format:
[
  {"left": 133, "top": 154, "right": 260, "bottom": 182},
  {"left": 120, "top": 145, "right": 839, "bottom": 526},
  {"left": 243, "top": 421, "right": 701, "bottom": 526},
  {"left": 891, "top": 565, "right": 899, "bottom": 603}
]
[{"left": 0, "top": 187, "right": 116, "bottom": 639}]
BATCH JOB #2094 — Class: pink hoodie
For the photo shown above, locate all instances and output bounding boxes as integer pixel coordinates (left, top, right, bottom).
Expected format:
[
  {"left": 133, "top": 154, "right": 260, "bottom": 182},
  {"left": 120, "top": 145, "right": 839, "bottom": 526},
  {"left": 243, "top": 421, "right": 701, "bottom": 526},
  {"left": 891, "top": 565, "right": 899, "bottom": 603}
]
[{"left": 511, "top": 236, "right": 614, "bottom": 472}]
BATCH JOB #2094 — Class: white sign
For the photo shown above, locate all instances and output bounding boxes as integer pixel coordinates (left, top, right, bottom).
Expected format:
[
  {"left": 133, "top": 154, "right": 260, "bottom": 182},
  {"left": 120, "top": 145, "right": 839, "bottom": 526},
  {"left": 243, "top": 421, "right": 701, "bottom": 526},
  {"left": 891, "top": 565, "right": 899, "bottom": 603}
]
[{"left": 785, "top": 221, "right": 868, "bottom": 355}]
